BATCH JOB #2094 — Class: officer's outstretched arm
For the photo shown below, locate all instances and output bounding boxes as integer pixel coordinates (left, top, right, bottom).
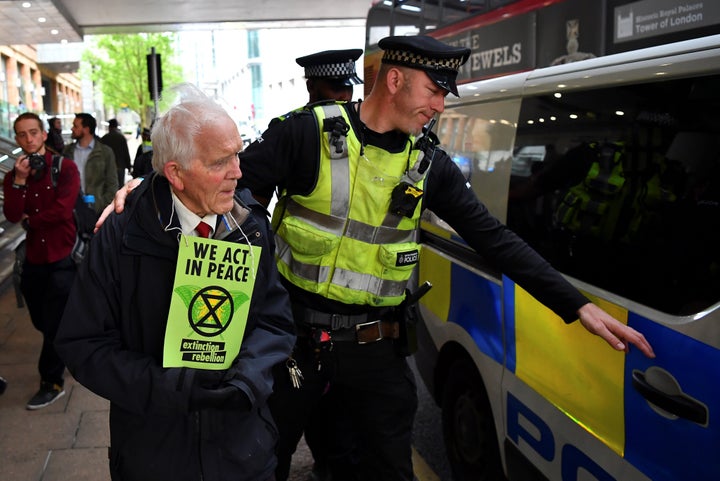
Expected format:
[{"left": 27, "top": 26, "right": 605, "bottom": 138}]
[{"left": 577, "top": 303, "right": 655, "bottom": 358}]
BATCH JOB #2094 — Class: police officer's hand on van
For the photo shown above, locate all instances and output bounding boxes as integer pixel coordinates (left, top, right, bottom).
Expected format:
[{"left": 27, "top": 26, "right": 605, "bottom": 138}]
[{"left": 577, "top": 302, "right": 655, "bottom": 358}]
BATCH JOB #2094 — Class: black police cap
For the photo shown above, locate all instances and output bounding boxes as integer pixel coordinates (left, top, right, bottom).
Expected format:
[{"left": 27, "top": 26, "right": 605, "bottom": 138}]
[
  {"left": 295, "top": 49, "right": 364, "bottom": 86},
  {"left": 378, "top": 35, "right": 470, "bottom": 96}
]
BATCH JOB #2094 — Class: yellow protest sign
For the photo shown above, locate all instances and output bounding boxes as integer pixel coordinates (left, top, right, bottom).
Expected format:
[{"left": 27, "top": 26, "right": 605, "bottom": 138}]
[{"left": 163, "top": 235, "right": 261, "bottom": 370}]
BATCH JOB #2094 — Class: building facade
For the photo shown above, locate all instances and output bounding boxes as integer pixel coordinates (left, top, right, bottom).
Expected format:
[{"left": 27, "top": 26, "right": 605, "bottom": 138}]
[{"left": 0, "top": 45, "right": 82, "bottom": 139}]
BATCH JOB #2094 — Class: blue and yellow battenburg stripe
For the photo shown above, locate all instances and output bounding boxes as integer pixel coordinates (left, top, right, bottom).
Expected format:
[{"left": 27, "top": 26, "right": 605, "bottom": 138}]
[{"left": 417, "top": 222, "right": 720, "bottom": 481}]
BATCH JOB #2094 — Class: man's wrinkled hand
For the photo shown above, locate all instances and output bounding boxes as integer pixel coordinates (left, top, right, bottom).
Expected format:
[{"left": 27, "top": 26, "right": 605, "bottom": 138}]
[
  {"left": 188, "top": 368, "right": 251, "bottom": 411},
  {"left": 94, "top": 177, "right": 143, "bottom": 233},
  {"left": 192, "top": 369, "right": 227, "bottom": 389},
  {"left": 189, "top": 384, "right": 251, "bottom": 411}
]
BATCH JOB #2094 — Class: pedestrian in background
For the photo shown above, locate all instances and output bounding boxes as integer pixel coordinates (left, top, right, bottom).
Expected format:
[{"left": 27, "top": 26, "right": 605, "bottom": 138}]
[
  {"left": 3, "top": 112, "right": 80, "bottom": 410},
  {"left": 45, "top": 116, "right": 65, "bottom": 154},
  {"left": 101, "top": 118, "right": 132, "bottom": 187},
  {"left": 64, "top": 113, "right": 118, "bottom": 215},
  {"left": 131, "top": 127, "right": 154, "bottom": 178},
  {"left": 55, "top": 85, "right": 295, "bottom": 481}
]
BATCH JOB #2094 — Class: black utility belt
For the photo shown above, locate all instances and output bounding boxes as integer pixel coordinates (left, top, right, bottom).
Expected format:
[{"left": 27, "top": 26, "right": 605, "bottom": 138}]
[
  {"left": 298, "top": 320, "right": 400, "bottom": 344},
  {"left": 294, "top": 306, "right": 400, "bottom": 344},
  {"left": 295, "top": 306, "right": 396, "bottom": 330}
]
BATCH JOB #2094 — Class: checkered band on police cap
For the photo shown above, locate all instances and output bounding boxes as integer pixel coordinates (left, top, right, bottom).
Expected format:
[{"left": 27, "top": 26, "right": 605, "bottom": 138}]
[
  {"left": 304, "top": 60, "right": 357, "bottom": 79},
  {"left": 378, "top": 35, "right": 470, "bottom": 96},
  {"left": 382, "top": 49, "right": 464, "bottom": 72}
]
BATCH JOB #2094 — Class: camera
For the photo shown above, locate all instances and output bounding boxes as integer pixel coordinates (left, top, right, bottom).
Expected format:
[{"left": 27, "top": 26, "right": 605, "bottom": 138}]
[
  {"left": 389, "top": 181, "right": 423, "bottom": 218},
  {"left": 28, "top": 153, "right": 46, "bottom": 172}
]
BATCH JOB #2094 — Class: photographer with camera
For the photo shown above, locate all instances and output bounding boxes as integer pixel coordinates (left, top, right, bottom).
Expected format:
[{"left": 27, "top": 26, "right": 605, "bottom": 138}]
[{"left": 3, "top": 112, "right": 80, "bottom": 410}]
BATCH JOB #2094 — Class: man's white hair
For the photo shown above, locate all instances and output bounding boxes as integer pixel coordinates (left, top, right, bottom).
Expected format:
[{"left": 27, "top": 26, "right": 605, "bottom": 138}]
[{"left": 151, "top": 83, "right": 233, "bottom": 172}]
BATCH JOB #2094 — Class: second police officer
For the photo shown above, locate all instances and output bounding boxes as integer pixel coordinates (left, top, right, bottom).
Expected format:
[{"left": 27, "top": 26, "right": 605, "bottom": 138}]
[
  {"left": 296, "top": 48, "right": 363, "bottom": 104},
  {"left": 274, "top": 48, "right": 365, "bottom": 481}
]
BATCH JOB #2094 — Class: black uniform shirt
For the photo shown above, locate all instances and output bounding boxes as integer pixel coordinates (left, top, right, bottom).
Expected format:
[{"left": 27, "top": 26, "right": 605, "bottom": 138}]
[{"left": 238, "top": 102, "right": 589, "bottom": 322}]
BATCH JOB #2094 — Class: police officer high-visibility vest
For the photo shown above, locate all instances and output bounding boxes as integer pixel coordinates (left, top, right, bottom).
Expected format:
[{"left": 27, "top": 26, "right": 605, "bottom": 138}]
[{"left": 272, "top": 103, "right": 426, "bottom": 307}]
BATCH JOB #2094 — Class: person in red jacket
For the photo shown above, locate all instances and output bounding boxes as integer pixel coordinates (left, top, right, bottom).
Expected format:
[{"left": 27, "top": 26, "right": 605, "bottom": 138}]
[{"left": 2, "top": 112, "right": 80, "bottom": 410}]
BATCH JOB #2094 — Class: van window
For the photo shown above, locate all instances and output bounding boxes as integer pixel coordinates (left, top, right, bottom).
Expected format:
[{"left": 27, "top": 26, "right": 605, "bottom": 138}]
[
  {"left": 437, "top": 98, "right": 522, "bottom": 222},
  {"left": 505, "top": 74, "right": 720, "bottom": 315}
]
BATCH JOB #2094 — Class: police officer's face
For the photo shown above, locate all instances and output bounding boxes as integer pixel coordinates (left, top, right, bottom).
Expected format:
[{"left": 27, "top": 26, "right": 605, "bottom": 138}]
[
  {"left": 171, "top": 116, "right": 243, "bottom": 217},
  {"left": 309, "top": 78, "right": 354, "bottom": 103},
  {"left": 397, "top": 69, "right": 447, "bottom": 135}
]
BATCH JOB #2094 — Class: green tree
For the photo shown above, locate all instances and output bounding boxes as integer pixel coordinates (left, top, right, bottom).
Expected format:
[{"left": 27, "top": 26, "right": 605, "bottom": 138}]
[{"left": 82, "top": 33, "right": 184, "bottom": 129}]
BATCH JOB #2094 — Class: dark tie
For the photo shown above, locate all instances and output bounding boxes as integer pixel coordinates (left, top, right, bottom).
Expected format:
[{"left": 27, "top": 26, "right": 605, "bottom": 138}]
[{"left": 195, "top": 221, "right": 212, "bottom": 238}]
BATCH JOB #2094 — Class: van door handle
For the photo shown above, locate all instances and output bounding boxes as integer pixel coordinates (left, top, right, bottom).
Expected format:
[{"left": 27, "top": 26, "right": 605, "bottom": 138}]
[{"left": 632, "top": 369, "right": 708, "bottom": 426}]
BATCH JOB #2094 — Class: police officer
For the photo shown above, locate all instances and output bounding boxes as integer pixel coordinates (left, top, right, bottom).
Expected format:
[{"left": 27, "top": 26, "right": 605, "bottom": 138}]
[
  {"left": 235, "top": 35, "right": 656, "bottom": 481},
  {"left": 268, "top": 49, "right": 364, "bottom": 137},
  {"left": 276, "top": 48, "right": 364, "bottom": 481},
  {"left": 106, "top": 36, "right": 655, "bottom": 481},
  {"left": 296, "top": 48, "right": 363, "bottom": 104}
]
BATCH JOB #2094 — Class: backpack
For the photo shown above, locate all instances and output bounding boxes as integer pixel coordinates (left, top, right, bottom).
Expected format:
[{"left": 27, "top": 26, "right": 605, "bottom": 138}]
[{"left": 50, "top": 155, "right": 97, "bottom": 264}]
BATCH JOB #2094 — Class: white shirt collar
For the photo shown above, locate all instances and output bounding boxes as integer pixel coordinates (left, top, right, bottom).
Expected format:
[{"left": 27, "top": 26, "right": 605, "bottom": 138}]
[{"left": 171, "top": 191, "right": 217, "bottom": 237}]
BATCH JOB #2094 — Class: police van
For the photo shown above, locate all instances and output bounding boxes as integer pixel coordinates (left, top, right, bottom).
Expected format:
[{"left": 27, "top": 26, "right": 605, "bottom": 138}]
[{"left": 414, "top": 33, "right": 720, "bottom": 481}]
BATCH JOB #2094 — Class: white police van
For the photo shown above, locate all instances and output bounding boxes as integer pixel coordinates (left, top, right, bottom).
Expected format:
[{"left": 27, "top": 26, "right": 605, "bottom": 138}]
[{"left": 414, "top": 33, "right": 720, "bottom": 481}]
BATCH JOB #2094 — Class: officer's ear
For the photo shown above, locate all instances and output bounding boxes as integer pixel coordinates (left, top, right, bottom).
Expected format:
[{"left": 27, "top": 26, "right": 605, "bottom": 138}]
[{"left": 385, "top": 66, "right": 404, "bottom": 95}]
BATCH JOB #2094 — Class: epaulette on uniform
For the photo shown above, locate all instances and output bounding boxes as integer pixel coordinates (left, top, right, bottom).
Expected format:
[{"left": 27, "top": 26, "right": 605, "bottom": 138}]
[
  {"left": 305, "top": 99, "right": 344, "bottom": 109},
  {"left": 269, "top": 104, "right": 325, "bottom": 127}
]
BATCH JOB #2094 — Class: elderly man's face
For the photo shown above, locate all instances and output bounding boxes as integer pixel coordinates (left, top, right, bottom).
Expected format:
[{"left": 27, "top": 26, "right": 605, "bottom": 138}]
[{"left": 175, "top": 116, "right": 243, "bottom": 216}]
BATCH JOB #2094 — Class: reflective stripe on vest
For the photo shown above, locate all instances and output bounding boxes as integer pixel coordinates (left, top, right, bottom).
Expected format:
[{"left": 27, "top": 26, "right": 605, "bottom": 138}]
[
  {"left": 274, "top": 234, "right": 409, "bottom": 298},
  {"left": 323, "top": 103, "right": 351, "bottom": 217},
  {"left": 273, "top": 103, "right": 425, "bottom": 306},
  {"left": 283, "top": 197, "right": 415, "bottom": 244}
]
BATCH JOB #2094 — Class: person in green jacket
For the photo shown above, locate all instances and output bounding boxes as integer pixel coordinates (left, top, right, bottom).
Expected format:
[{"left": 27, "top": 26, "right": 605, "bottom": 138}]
[{"left": 64, "top": 113, "right": 118, "bottom": 215}]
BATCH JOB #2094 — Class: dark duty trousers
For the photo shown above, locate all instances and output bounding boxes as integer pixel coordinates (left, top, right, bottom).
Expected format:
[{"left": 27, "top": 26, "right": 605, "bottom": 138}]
[
  {"left": 269, "top": 335, "right": 418, "bottom": 481},
  {"left": 20, "top": 257, "right": 76, "bottom": 387}
]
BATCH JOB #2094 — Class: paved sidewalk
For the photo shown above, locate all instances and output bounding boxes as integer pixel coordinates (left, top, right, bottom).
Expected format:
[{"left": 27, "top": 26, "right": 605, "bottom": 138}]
[
  {"left": 0, "top": 279, "right": 314, "bottom": 481},
  {"left": 0, "top": 279, "right": 111, "bottom": 481}
]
